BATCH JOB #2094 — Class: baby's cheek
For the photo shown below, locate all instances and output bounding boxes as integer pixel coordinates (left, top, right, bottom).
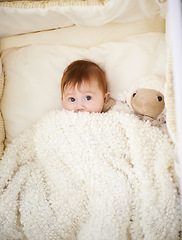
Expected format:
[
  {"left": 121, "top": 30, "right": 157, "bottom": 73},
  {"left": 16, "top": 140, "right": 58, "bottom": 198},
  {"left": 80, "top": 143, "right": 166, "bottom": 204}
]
[
  {"left": 63, "top": 102, "right": 73, "bottom": 111},
  {"left": 89, "top": 104, "right": 103, "bottom": 113}
]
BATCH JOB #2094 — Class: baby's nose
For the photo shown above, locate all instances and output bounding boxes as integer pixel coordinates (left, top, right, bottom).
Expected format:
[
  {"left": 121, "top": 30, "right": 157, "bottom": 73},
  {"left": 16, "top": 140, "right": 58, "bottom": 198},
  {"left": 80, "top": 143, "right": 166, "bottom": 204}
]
[{"left": 75, "top": 101, "right": 86, "bottom": 112}]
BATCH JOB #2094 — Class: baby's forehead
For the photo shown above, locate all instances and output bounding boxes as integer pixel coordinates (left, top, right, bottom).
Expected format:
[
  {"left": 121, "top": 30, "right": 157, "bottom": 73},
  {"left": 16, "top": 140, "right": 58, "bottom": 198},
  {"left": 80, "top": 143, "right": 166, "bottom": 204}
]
[{"left": 65, "top": 79, "right": 99, "bottom": 91}]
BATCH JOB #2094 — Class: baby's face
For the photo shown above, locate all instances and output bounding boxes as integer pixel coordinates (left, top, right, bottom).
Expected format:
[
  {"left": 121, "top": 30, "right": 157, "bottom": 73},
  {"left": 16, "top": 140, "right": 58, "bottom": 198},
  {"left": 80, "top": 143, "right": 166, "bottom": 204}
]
[{"left": 62, "top": 80, "right": 110, "bottom": 113}]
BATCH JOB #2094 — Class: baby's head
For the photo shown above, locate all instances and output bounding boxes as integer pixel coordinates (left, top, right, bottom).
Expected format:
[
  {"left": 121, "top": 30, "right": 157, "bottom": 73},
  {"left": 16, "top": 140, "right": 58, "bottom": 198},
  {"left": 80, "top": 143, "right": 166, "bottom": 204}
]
[{"left": 61, "top": 60, "right": 110, "bottom": 113}]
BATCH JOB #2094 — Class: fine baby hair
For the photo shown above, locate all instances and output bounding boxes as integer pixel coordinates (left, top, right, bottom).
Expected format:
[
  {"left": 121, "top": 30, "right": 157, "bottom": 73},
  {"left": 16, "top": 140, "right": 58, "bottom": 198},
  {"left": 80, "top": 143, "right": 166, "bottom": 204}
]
[{"left": 61, "top": 59, "right": 108, "bottom": 96}]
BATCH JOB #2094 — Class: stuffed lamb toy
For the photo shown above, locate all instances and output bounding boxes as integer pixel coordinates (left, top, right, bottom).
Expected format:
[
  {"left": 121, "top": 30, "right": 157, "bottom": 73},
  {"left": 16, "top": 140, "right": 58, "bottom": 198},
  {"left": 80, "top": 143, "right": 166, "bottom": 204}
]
[{"left": 104, "top": 75, "right": 168, "bottom": 134}]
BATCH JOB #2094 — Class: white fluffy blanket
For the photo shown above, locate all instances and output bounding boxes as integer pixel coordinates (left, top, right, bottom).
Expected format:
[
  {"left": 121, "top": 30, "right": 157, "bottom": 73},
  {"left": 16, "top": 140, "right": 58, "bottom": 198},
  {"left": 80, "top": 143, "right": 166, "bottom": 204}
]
[{"left": 0, "top": 107, "right": 181, "bottom": 240}]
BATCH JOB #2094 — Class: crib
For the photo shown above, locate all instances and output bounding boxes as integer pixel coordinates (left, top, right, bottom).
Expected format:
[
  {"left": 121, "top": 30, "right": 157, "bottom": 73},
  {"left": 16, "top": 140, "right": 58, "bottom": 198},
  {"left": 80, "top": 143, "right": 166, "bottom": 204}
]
[{"left": 0, "top": 0, "right": 182, "bottom": 239}]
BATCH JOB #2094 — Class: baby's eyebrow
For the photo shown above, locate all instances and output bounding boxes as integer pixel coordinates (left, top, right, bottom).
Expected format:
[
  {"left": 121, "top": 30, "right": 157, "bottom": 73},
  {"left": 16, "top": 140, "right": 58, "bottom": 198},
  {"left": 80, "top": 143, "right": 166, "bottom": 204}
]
[
  {"left": 82, "top": 91, "right": 95, "bottom": 95},
  {"left": 64, "top": 92, "right": 74, "bottom": 97},
  {"left": 86, "top": 91, "right": 94, "bottom": 94}
]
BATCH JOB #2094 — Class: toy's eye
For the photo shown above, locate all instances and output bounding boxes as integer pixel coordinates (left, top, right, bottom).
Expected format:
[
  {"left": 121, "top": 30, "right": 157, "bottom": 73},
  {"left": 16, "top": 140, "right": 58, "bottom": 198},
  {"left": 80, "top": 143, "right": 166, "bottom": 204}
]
[
  {"left": 133, "top": 92, "right": 136, "bottom": 97},
  {"left": 158, "top": 96, "right": 163, "bottom": 102}
]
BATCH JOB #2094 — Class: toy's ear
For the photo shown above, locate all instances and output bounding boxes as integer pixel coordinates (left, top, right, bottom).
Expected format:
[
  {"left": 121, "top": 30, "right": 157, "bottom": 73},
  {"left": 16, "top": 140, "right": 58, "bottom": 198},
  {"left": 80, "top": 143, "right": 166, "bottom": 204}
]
[{"left": 131, "top": 88, "right": 165, "bottom": 118}]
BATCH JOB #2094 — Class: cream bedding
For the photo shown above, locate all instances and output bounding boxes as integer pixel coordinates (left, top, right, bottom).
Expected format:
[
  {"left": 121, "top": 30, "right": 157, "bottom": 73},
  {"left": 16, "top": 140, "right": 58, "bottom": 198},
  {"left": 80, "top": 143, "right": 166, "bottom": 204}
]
[
  {"left": 0, "top": 6, "right": 166, "bottom": 156},
  {"left": 0, "top": 1, "right": 180, "bottom": 239},
  {"left": 0, "top": 105, "right": 180, "bottom": 239},
  {"left": 0, "top": 0, "right": 163, "bottom": 38},
  {"left": 1, "top": 32, "right": 166, "bottom": 145},
  {"left": 0, "top": 15, "right": 165, "bottom": 51}
]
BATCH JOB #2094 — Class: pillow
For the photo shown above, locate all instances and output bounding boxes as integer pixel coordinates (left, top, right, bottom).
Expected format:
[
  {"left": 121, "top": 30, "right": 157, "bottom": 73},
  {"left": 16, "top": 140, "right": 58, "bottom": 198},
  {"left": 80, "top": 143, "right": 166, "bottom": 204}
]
[{"left": 1, "top": 32, "right": 166, "bottom": 145}]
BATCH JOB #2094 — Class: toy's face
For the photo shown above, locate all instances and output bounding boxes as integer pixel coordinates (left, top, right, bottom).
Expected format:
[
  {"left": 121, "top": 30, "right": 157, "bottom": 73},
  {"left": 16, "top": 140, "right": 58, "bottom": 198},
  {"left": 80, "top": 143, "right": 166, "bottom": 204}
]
[{"left": 131, "top": 88, "right": 165, "bottom": 118}]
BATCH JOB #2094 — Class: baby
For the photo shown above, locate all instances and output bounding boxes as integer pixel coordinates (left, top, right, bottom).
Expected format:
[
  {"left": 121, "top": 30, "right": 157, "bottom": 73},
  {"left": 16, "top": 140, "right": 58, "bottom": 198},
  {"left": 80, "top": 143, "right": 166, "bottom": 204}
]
[{"left": 61, "top": 60, "right": 110, "bottom": 113}]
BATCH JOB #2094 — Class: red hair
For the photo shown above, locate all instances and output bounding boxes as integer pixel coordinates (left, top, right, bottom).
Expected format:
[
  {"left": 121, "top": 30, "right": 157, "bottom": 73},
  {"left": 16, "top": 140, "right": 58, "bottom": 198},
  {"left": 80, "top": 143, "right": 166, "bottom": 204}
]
[{"left": 61, "top": 60, "right": 108, "bottom": 97}]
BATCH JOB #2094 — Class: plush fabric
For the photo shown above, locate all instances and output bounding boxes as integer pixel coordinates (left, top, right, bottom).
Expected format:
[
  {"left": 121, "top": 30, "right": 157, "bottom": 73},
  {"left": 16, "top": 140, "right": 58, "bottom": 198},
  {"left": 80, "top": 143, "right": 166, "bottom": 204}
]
[
  {"left": 0, "top": 106, "right": 180, "bottom": 239},
  {"left": 1, "top": 32, "right": 166, "bottom": 145}
]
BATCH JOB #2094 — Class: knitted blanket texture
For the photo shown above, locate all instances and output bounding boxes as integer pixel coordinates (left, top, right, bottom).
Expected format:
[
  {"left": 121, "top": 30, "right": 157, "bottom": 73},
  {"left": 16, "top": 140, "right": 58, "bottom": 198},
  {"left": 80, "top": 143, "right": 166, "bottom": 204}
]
[{"left": 0, "top": 108, "right": 181, "bottom": 239}]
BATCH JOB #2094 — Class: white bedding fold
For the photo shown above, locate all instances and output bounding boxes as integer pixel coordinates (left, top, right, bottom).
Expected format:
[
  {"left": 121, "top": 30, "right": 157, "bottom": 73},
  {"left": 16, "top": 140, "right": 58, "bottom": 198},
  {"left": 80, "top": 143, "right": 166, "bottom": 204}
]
[
  {"left": 0, "top": 0, "right": 162, "bottom": 38},
  {"left": 0, "top": 108, "right": 180, "bottom": 239}
]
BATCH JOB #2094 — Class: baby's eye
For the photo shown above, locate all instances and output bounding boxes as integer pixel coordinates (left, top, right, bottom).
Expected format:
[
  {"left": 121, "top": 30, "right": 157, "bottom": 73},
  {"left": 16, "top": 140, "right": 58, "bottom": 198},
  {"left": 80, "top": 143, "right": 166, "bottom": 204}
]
[
  {"left": 69, "top": 97, "right": 75, "bottom": 102},
  {"left": 85, "top": 96, "right": 92, "bottom": 101}
]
